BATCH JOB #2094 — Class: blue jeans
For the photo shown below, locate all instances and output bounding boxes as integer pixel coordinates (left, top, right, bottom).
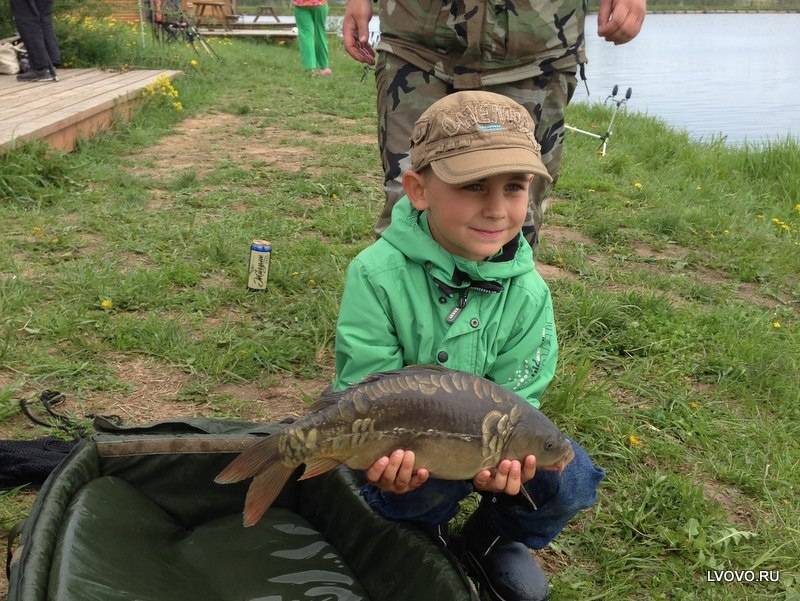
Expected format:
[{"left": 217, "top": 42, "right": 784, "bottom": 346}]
[{"left": 360, "top": 440, "right": 604, "bottom": 549}]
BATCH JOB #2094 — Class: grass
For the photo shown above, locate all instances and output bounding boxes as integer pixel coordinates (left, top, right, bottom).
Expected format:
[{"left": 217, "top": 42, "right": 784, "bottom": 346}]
[{"left": 1, "top": 24, "right": 799, "bottom": 601}]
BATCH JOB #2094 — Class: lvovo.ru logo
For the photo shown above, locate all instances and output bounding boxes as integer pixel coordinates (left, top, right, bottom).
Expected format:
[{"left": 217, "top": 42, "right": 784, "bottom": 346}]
[{"left": 707, "top": 570, "right": 780, "bottom": 583}]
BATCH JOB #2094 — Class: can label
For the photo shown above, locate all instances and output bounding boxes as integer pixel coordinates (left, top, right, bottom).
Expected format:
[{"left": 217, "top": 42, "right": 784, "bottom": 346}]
[{"left": 248, "top": 240, "right": 271, "bottom": 290}]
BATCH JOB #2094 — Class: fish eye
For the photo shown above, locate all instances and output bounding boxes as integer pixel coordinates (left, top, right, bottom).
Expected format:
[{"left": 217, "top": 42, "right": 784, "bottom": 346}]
[{"left": 544, "top": 440, "right": 554, "bottom": 451}]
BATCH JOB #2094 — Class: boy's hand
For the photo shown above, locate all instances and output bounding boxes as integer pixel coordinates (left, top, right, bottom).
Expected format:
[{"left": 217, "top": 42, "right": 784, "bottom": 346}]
[
  {"left": 366, "top": 449, "right": 429, "bottom": 494},
  {"left": 473, "top": 455, "right": 536, "bottom": 495}
]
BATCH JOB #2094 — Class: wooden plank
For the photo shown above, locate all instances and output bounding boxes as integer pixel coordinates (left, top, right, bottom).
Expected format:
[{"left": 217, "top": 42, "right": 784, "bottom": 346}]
[
  {"left": 0, "top": 69, "right": 180, "bottom": 152},
  {"left": 198, "top": 28, "right": 297, "bottom": 37},
  {"left": 21, "top": 71, "right": 179, "bottom": 135},
  {"left": 1, "top": 70, "right": 165, "bottom": 121},
  {"left": 0, "top": 70, "right": 122, "bottom": 107},
  {"left": 0, "top": 69, "right": 98, "bottom": 100}
]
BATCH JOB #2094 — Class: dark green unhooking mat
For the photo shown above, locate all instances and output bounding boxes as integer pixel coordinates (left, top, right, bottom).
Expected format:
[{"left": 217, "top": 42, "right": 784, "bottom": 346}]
[
  {"left": 7, "top": 418, "right": 478, "bottom": 601},
  {"left": 49, "top": 477, "right": 368, "bottom": 601}
]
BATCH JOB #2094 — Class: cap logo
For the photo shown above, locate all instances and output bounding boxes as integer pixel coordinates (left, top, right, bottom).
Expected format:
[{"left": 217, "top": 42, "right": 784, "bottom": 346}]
[{"left": 439, "top": 101, "right": 532, "bottom": 136}]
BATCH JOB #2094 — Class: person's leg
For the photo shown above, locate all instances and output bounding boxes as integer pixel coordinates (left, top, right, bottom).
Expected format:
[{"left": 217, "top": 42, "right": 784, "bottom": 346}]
[
  {"left": 311, "top": 4, "right": 329, "bottom": 72},
  {"left": 35, "top": 0, "right": 60, "bottom": 67},
  {"left": 292, "top": 6, "right": 317, "bottom": 71},
  {"left": 484, "top": 439, "right": 604, "bottom": 547},
  {"left": 373, "top": 52, "right": 449, "bottom": 235},
  {"left": 10, "top": 0, "right": 52, "bottom": 71},
  {"left": 461, "top": 440, "right": 603, "bottom": 601},
  {"left": 489, "top": 71, "right": 578, "bottom": 246},
  {"left": 361, "top": 478, "right": 473, "bottom": 527}
]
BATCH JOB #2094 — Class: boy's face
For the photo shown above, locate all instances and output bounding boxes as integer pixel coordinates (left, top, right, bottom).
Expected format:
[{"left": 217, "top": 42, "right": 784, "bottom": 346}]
[{"left": 404, "top": 169, "right": 532, "bottom": 261}]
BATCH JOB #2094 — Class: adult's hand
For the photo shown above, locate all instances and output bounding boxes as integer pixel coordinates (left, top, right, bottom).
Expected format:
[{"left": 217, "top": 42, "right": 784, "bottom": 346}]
[
  {"left": 473, "top": 455, "right": 536, "bottom": 495},
  {"left": 597, "top": 0, "right": 646, "bottom": 45},
  {"left": 366, "top": 449, "right": 430, "bottom": 494},
  {"left": 343, "top": 0, "right": 376, "bottom": 64}
]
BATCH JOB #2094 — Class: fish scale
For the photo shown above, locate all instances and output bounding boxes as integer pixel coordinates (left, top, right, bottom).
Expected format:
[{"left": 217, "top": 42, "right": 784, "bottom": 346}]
[{"left": 216, "top": 365, "right": 575, "bottom": 527}]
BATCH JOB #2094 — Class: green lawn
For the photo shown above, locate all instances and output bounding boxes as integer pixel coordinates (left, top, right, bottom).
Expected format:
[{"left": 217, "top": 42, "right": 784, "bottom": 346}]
[{"left": 1, "top": 28, "right": 799, "bottom": 601}]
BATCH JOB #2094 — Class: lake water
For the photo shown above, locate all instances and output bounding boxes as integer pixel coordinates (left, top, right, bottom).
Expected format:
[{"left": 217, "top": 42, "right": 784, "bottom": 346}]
[
  {"left": 333, "top": 13, "right": 799, "bottom": 145},
  {"left": 573, "top": 13, "right": 800, "bottom": 145}
]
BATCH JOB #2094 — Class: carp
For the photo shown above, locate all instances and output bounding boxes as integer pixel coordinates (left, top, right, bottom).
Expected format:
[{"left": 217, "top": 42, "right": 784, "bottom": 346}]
[{"left": 216, "top": 365, "right": 575, "bottom": 526}]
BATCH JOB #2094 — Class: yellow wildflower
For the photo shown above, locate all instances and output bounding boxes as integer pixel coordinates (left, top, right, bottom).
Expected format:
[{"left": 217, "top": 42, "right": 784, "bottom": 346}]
[
  {"left": 633, "top": 182, "right": 643, "bottom": 190},
  {"left": 100, "top": 299, "right": 114, "bottom": 310},
  {"left": 688, "top": 402, "right": 701, "bottom": 409},
  {"left": 291, "top": 272, "right": 299, "bottom": 276},
  {"left": 771, "top": 320, "right": 781, "bottom": 329},
  {"left": 794, "top": 203, "right": 800, "bottom": 213},
  {"left": 174, "top": 102, "right": 183, "bottom": 112},
  {"left": 627, "top": 434, "right": 643, "bottom": 448}
]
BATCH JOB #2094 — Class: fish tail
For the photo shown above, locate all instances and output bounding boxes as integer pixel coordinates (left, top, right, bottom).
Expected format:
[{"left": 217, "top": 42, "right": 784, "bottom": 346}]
[
  {"left": 215, "top": 434, "right": 297, "bottom": 527},
  {"left": 242, "top": 460, "right": 295, "bottom": 527},
  {"left": 215, "top": 434, "right": 285, "bottom": 484}
]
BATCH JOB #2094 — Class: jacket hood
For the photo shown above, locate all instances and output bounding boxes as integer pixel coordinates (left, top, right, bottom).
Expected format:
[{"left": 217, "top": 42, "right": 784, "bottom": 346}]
[{"left": 381, "top": 196, "right": 534, "bottom": 287}]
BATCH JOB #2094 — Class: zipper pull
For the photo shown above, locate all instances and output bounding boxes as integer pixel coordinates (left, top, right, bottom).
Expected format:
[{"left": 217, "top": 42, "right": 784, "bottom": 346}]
[{"left": 446, "top": 289, "right": 469, "bottom": 324}]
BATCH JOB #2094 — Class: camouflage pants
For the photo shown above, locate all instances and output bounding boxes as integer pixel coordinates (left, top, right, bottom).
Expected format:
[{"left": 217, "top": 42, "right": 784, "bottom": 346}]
[{"left": 375, "top": 52, "right": 577, "bottom": 244}]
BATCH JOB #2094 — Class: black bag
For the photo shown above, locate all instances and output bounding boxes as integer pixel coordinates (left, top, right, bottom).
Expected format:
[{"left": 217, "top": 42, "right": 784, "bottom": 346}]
[{"left": 7, "top": 416, "right": 479, "bottom": 601}]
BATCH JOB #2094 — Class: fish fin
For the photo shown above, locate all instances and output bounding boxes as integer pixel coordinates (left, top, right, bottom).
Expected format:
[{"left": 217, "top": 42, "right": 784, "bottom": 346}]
[
  {"left": 357, "top": 364, "right": 451, "bottom": 385},
  {"left": 308, "top": 388, "right": 346, "bottom": 412},
  {"left": 298, "top": 457, "right": 341, "bottom": 480},
  {"left": 405, "top": 364, "right": 450, "bottom": 372},
  {"left": 215, "top": 433, "right": 284, "bottom": 484},
  {"left": 243, "top": 462, "right": 295, "bottom": 527}
]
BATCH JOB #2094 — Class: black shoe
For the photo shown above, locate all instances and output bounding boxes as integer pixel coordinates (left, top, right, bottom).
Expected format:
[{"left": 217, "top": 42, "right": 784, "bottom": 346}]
[
  {"left": 16, "top": 68, "right": 55, "bottom": 82},
  {"left": 462, "top": 510, "right": 549, "bottom": 601},
  {"left": 49, "top": 66, "right": 59, "bottom": 82}
]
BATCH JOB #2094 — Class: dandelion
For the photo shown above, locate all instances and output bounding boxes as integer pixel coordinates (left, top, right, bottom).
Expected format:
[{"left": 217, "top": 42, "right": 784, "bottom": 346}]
[
  {"left": 308, "top": 279, "right": 316, "bottom": 285},
  {"left": 633, "top": 182, "right": 643, "bottom": 190},
  {"left": 173, "top": 101, "right": 183, "bottom": 112},
  {"left": 772, "top": 320, "right": 781, "bottom": 329},
  {"left": 794, "top": 203, "right": 800, "bottom": 214},
  {"left": 627, "top": 434, "right": 643, "bottom": 448},
  {"left": 688, "top": 401, "right": 701, "bottom": 409},
  {"left": 190, "top": 59, "right": 199, "bottom": 67},
  {"left": 291, "top": 272, "right": 299, "bottom": 276},
  {"left": 100, "top": 299, "right": 114, "bottom": 310},
  {"left": 331, "top": 193, "right": 338, "bottom": 200},
  {"left": 723, "top": 229, "right": 730, "bottom": 234}
]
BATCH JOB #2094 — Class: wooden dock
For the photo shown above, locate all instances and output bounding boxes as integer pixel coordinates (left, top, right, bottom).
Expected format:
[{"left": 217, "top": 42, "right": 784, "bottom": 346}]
[{"left": 0, "top": 68, "right": 181, "bottom": 153}]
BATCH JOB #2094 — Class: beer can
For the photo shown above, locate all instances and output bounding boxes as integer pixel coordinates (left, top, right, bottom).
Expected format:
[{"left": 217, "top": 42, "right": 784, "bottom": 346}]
[{"left": 247, "top": 240, "right": 272, "bottom": 291}]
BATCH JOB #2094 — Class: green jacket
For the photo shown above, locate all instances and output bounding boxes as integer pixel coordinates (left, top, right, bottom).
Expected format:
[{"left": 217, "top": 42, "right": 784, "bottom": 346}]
[
  {"left": 376, "top": 0, "right": 587, "bottom": 88},
  {"left": 334, "top": 196, "right": 558, "bottom": 407}
]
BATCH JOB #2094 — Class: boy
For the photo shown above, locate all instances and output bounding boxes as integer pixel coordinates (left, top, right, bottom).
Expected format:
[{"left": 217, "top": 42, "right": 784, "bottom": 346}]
[{"left": 334, "top": 91, "right": 604, "bottom": 601}]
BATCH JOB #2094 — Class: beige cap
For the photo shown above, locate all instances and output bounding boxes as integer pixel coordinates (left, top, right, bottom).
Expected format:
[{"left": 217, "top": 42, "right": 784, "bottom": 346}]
[{"left": 409, "top": 91, "right": 552, "bottom": 185}]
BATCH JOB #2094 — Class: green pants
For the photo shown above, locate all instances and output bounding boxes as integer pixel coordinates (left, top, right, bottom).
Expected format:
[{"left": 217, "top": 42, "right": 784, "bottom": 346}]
[
  {"left": 374, "top": 52, "right": 577, "bottom": 244},
  {"left": 293, "top": 5, "right": 329, "bottom": 71}
]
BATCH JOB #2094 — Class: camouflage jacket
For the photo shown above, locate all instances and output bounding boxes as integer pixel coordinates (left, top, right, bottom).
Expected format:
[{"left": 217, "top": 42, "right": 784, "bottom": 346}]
[
  {"left": 334, "top": 196, "right": 558, "bottom": 407},
  {"left": 376, "top": 0, "right": 587, "bottom": 89}
]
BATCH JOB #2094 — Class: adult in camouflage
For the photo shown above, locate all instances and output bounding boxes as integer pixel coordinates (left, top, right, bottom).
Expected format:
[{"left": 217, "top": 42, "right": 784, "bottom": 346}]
[
  {"left": 333, "top": 91, "right": 605, "bottom": 601},
  {"left": 343, "top": 0, "right": 645, "bottom": 245}
]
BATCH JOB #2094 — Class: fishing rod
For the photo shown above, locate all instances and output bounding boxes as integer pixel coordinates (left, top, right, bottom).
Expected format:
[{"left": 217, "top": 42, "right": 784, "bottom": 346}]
[{"left": 565, "top": 84, "right": 632, "bottom": 156}]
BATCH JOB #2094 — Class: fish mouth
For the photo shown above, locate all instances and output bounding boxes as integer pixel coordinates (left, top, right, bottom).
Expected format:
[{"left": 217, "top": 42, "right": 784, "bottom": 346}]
[{"left": 540, "top": 444, "right": 576, "bottom": 473}]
